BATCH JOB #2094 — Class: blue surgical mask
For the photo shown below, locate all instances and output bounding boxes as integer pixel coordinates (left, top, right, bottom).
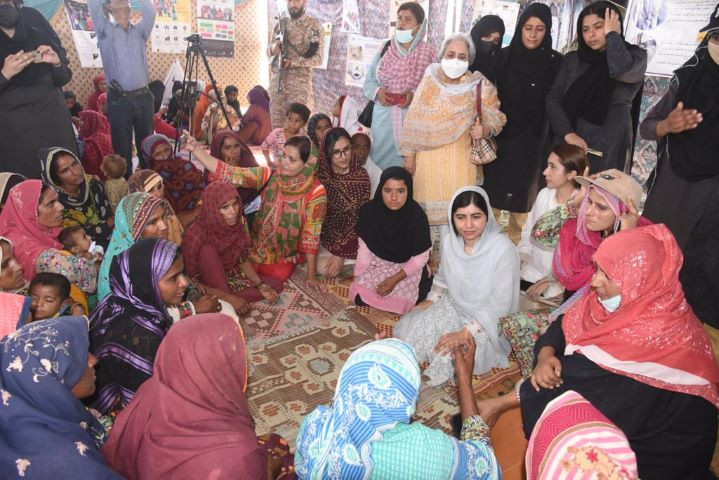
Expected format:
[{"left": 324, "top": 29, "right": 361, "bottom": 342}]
[
  {"left": 395, "top": 28, "right": 414, "bottom": 44},
  {"left": 598, "top": 294, "right": 621, "bottom": 313}
]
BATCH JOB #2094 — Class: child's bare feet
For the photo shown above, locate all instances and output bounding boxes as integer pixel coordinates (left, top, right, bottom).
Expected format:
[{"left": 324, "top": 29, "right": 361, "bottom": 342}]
[{"left": 477, "top": 393, "right": 519, "bottom": 428}]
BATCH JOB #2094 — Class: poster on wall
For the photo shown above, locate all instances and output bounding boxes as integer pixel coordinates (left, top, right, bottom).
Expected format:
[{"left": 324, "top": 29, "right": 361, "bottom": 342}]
[
  {"left": 315, "top": 22, "right": 333, "bottom": 69},
  {"left": 389, "top": 0, "right": 429, "bottom": 30},
  {"left": 624, "top": 0, "right": 715, "bottom": 77},
  {"left": 473, "top": 0, "right": 520, "bottom": 47},
  {"left": 151, "top": 0, "right": 192, "bottom": 53},
  {"left": 341, "top": 0, "right": 360, "bottom": 33},
  {"left": 64, "top": 0, "right": 103, "bottom": 68},
  {"left": 345, "top": 34, "right": 385, "bottom": 88},
  {"left": 197, "top": 0, "right": 235, "bottom": 57}
]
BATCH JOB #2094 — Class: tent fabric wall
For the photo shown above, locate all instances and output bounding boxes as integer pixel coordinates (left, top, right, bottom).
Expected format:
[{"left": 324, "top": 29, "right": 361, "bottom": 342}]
[{"left": 47, "top": 0, "right": 263, "bottom": 108}]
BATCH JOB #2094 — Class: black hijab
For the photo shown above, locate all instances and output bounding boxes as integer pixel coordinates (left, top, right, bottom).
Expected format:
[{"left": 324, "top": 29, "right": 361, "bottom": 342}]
[
  {"left": 469, "top": 15, "right": 505, "bottom": 83},
  {"left": 355, "top": 166, "right": 431, "bottom": 264},
  {"left": 498, "top": 3, "right": 559, "bottom": 136},
  {"left": 667, "top": 13, "right": 719, "bottom": 182},
  {"left": 561, "top": 1, "right": 627, "bottom": 127}
]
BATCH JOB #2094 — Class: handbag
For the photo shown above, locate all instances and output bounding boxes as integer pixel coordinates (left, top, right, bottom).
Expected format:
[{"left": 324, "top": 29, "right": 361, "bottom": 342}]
[
  {"left": 470, "top": 80, "right": 497, "bottom": 166},
  {"left": 357, "top": 40, "right": 393, "bottom": 129}
]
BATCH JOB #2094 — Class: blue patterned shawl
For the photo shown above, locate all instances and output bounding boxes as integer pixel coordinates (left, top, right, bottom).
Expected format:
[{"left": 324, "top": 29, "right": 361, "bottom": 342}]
[{"left": 0, "top": 317, "right": 120, "bottom": 479}]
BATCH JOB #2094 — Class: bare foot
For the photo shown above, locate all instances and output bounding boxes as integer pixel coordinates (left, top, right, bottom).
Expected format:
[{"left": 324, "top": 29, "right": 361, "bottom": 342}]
[
  {"left": 477, "top": 393, "right": 518, "bottom": 428},
  {"left": 374, "top": 331, "right": 389, "bottom": 340}
]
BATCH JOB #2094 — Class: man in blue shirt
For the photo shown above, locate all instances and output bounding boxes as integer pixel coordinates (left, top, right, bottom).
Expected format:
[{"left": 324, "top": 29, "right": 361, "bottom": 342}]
[{"left": 88, "top": 0, "right": 155, "bottom": 174}]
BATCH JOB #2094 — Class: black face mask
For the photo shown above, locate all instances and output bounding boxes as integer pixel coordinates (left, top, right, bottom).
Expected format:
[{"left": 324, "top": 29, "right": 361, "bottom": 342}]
[
  {"left": 0, "top": 4, "right": 20, "bottom": 29},
  {"left": 477, "top": 39, "right": 498, "bottom": 56}
]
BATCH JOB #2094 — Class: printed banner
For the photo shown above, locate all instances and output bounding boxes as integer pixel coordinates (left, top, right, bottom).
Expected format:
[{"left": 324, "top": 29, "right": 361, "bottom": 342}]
[
  {"left": 389, "top": 0, "right": 429, "bottom": 32},
  {"left": 315, "top": 22, "right": 333, "bottom": 70},
  {"left": 345, "top": 34, "right": 386, "bottom": 88},
  {"left": 151, "top": 0, "right": 191, "bottom": 53},
  {"left": 64, "top": 0, "right": 102, "bottom": 68},
  {"left": 196, "top": 0, "right": 235, "bottom": 57},
  {"left": 473, "top": 0, "right": 520, "bottom": 47},
  {"left": 624, "top": 0, "right": 715, "bottom": 77}
]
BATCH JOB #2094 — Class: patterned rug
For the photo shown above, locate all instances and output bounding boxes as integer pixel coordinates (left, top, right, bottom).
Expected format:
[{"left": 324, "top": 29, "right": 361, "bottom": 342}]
[
  {"left": 246, "top": 277, "right": 522, "bottom": 450},
  {"left": 242, "top": 269, "right": 346, "bottom": 339}
]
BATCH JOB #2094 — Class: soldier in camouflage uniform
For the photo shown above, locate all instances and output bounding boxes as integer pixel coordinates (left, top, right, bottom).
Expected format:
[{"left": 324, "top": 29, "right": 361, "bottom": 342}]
[{"left": 268, "top": 0, "right": 324, "bottom": 128}]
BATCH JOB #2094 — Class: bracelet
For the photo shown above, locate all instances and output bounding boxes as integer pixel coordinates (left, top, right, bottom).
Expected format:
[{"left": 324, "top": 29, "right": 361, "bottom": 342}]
[{"left": 514, "top": 379, "right": 524, "bottom": 403}]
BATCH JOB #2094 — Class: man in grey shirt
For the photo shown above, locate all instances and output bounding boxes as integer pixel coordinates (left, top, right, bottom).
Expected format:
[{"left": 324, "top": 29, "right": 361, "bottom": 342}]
[{"left": 88, "top": 0, "right": 155, "bottom": 174}]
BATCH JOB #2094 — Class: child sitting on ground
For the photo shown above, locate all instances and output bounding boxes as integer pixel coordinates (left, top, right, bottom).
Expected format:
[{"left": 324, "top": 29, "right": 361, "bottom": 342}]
[
  {"left": 59, "top": 225, "right": 104, "bottom": 262},
  {"left": 29, "top": 272, "right": 85, "bottom": 321},
  {"left": 101, "top": 154, "right": 129, "bottom": 212},
  {"left": 262, "top": 102, "right": 311, "bottom": 166}
]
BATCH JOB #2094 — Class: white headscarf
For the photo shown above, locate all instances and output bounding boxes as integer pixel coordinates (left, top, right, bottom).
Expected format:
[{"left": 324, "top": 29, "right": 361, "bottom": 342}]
[
  {"left": 336, "top": 96, "right": 363, "bottom": 135},
  {"left": 439, "top": 186, "right": 519, "bottom": 360}
]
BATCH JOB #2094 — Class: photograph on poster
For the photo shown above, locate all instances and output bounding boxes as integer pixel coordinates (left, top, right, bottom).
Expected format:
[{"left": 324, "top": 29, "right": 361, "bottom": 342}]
[{"left": 345, "top": 34, "right": 385, "bottom": 87}]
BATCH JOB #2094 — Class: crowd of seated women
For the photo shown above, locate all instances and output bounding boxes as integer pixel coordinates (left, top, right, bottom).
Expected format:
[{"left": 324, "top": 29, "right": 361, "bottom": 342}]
[{"left": 1, "top": 0, "right": 718, "bottom": 478}]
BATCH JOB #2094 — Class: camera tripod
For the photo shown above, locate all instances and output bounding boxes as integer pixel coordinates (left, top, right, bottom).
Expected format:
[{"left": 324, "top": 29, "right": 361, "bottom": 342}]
[{"left": 173, "top": 34, "right": 232, "bottom": 154}]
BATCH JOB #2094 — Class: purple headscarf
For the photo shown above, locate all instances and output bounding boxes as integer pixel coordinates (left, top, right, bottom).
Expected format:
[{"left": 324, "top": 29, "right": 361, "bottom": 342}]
[
  {"left": 247, "top": 85, "right": 270, "bottom": 112},
  {"left": 89, "top": 238, "right": 180, "bottom": 415}
]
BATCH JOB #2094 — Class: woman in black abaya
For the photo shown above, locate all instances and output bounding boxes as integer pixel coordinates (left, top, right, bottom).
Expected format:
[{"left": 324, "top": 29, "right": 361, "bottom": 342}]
[
  {"left": 0, "top": 0, "right": 77, "bottom": 178},
  {"left": 483, "top": 3, "right": 563, "bottom": 243}
]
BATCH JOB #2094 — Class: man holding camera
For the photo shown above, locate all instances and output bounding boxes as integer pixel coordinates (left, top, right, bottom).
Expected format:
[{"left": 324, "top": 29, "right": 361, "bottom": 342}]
[
  {"left": 268, "top": 0, "right": 323, "bottom": 127},
  {"left": 88, "top": 0, "right": 155, "bottom": 173}
]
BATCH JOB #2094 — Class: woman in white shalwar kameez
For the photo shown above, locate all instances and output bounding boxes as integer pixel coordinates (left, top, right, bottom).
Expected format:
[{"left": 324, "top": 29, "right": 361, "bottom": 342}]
[{"left": 394, "top": 186, "right": 519, "bottom": 385}]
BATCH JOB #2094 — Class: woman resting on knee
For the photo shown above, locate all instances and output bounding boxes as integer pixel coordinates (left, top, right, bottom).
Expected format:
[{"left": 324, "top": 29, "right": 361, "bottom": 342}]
[
  {"left": 350, "top": 167, "right": 432, "bottom": 314},
  {"left": 316, "top": 127, "right": 371, "bottom": 278},
  {"left": 89, "top": 238, "right": 190, "bottom": 415},
  {"left": 296, "top": 337, "right": 500, "bottom": 479},
  {"left": 128, "top": 169, "right": 183, "bottom": 244},
  {"left": 182, "top": 181, "right": 282, "bottom": 311},
  {"left": 0, "top": 317, "right": 121, "bottom": 478},
  {"left": 394, "top": 186, "right": 519, "bottom": 385},
  {"left": 183, "top": 134, "right": 328, "bottom": 289},
  {"left": 479, "top": 224, "right": 719, "bottom": 479},
  {"left": 102, "top": 314, "right": 294, "bottom": 480}
]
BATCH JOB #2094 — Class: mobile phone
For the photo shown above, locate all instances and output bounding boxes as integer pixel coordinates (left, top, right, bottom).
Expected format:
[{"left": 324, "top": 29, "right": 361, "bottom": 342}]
[{"left": 33, "top": 49, "right": 42, "bottom": 61}]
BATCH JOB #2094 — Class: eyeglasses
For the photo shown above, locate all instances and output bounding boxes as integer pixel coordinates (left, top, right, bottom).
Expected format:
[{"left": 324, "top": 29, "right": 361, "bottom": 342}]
[{"left": 332, "top": 146, "right": 352, "bottom": 159}]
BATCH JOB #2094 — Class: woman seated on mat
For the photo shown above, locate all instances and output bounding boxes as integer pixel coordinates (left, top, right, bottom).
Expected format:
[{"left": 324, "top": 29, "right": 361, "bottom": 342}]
[
  {"left": 479, "top": 224, "right": 719, "bottom": 478},
  {"left": 349, "top": 167, "right": 432, "bottom": 315},
  {"left": 209, "top": 130, "right": 259, "bottom": 206},
  {"left": 128, "top": 170, "right": 184, "bottom": 244},
  {"left": 40, "top": 147, "right": 114, "bottom": 248},
  {"left": 307, "top": 112, "right": 332, "bottom": 159},
  {"left": 0, "top": 236, "right": 26, "bottom": 294},
  {"left": 519, "top": 144, "right": 588, "bottom": 301},
  {"left": 401, "top": 32, "right": 505, "bottom": 233},
  {"left": 237, "top": 85, "right": 272, "bottom": 147},
  {"left": 0, "top": 317, "right": 121, "bottom": 479},
  {"left": 0, "top": 180, "right": 98, "bottom": 297},
  {"left": 102, "top": 314, "right": 295, "bottom": 480},
  {"left": 89, "top": 238, "right": 190, "bottom": 415},
  {"left": 97, "top": 192, "right": 223, "bottom": 319},
  {"left": 394, "top": 187, "right": 518, "bottom": 386},
  {"left": 351, "top": 129, "right": 382, "bottom": 194},
  {"left": 182, "top": 182, "right": 282, "bottom": 307},
  {"left": 183, "top": 134, "right": 328, "bottom": 289},
  {"left": 0, "top": 172, "right": 26, "bottom": 211},
  {"left": 526, "top": 390, "right": 638, "bottom": 480},
  {"left": 552, "top": 168, "right": 648, "bottom": 307},
  {"left": 78, "top": 110, "right": 113, "bottom": 180},
  {"left": 295, "top": 337, "right": 500, "bottom": 479},
  {"left": 140, "top": 134, "right": 206, "bottom": 217},
  {"left": 317, "top": 127, "right": 371, "bottom": 278}
]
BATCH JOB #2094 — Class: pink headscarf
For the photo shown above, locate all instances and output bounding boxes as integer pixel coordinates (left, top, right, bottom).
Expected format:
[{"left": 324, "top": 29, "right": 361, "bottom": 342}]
[
  {"left": 563, "top": 224, "right": 719, "bottom": 407},
  {"left": 102, "top": 314, "right": 266, "bottom": 479},
  {"left": 0, "top": 180, "right": 62, "bottom": 281}
]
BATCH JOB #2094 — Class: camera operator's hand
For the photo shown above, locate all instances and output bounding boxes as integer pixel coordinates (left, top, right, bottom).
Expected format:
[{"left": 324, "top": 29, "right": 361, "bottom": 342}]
[{"left": 1, "top": 51, "right": 33, "bottom": 80}]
